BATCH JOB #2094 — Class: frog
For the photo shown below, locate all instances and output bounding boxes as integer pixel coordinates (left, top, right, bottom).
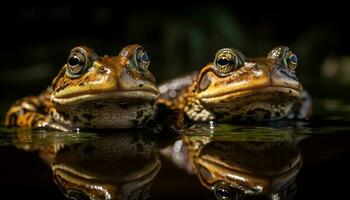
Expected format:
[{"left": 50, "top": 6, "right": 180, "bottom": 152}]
[
  {"left": 4, "top": 44, "right": 159, "bottom": 131},
  {"left": 158, "top": 46, "right": 312, "bottom": 124}
]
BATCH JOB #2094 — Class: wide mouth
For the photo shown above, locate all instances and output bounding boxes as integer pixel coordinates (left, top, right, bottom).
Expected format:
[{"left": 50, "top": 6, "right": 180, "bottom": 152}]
[
  {"left": 199, "top": 86, "right": 301, "bottom": 104},
  {"left": 52, "top": 90, "right": 158, "bottom": 106}
]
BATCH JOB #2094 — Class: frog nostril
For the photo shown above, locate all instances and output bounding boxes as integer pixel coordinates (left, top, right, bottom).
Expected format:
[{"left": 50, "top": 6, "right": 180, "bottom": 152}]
[{"left": 98, "top": 66, "right": 108, "bottom": 74}]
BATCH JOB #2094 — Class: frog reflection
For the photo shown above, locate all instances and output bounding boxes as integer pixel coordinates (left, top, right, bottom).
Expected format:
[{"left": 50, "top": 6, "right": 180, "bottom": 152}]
[
  {"left": 162, "top": 125, "right": 304, "bottom": 200},
  {"left": 11, "top": 130, "right": 161, "bottom": 200},
  {"left": 52, "top": 133, "right": 161, "bottom": 200}
]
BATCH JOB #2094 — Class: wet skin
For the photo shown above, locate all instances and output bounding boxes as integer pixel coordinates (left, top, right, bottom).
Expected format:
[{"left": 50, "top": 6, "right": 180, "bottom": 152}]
[
  {"left": 4, "top": 45, "right": 159, "bottom": 131},
  {"left": 158, "top": 46, "right": 312, "bottom": 123}
]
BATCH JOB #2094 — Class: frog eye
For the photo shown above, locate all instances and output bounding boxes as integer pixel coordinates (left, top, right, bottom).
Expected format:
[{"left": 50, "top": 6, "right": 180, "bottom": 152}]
[
  {"left": 213, "top": 48, "right": 244, "bottom": 76},
  {"left": 213, "top": 181, "right": 244, "bottom": 200},
  {"left": 134, "top": 48, "right": 150, "bottom": 71},
  {"left": 67, "top": 47, "right": 96, "bottom": 78},
  {"left": 67, "top": 52, "right": 86, "bottom": 76},
  {"left": 283, "top": 51, "right": 298, "bottom": 70}
]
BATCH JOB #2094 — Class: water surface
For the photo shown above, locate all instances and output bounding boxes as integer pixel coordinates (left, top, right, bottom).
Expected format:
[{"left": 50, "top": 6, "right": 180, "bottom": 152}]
[{"left": 0, "top": 99, "right": 349, "bottom": 199}]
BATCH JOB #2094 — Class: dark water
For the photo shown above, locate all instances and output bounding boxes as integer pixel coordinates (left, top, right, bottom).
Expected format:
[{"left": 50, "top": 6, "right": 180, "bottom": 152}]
[{"left": 0, "top": 99, "right": 350, "bottom": 200}]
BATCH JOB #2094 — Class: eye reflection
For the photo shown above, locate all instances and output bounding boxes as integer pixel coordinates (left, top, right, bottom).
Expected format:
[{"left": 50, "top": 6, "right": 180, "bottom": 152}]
[
  {"left": 67, "top": 189, "right": 91, "bottom": 200},
  {"left": 214, "top": 181, "right": 244, "bottom": 200}
]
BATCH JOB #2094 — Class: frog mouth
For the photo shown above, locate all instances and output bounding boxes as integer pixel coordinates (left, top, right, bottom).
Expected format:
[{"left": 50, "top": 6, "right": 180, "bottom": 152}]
[
  {"left": 199, "top": 86, "right": 301, "bottom": 104},
  {"left": 52, "top": 90, "right": 159, "bottom": 106}
]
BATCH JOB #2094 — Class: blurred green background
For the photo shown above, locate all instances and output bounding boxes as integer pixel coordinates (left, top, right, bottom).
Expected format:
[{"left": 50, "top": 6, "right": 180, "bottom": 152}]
[{"left": 1, "top": 2, "right": 349, "bottom": 115}]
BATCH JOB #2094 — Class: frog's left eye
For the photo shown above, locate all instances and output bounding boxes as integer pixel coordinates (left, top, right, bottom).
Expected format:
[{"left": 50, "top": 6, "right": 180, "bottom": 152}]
[
  {"left": 134, "top": 48, "right": 150, "bottom": 71},
  {"left": 283, "top": 51, "right": 298, "bottom": 70},
  {"left": 67, "top": 47, "right": 96, "bottom": 78},
  {"left": 213, "top": 48, "right": 244, "bottom": 76}
]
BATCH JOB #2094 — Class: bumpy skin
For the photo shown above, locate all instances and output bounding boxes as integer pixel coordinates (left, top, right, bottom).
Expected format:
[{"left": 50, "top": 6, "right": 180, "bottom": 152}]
[
  {"left": 158, "top": 46, "right": 312, "bottom": 123},
  {"left": 4, "top": 44, "right": 159, "bottom": 131}
]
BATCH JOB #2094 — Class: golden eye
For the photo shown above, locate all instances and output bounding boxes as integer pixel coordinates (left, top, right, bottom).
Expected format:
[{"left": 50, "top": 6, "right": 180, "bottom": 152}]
[
  {"left": 66, "top": 47, "right": 96, "bottom": 78},
  {"left": 213, "top": 48, "right": 244, "bottom": 76},
  {"left": 216, "top": 57, "right": 234, "bottom": 72},
  {"left": 284, "top": 51, "right": 298, "bottom": 70},
  {"left": 134, "top": 48, "right": 150, "bottom": 71},
  {"left": 67, "top": 52, "right": 86, "bottom": 76}
]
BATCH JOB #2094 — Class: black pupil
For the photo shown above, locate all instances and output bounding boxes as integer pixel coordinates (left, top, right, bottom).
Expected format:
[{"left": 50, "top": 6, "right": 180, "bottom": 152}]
[
  {"left": 217, "top": 188, "right": 230, "bottom": 198},
  {"left": 69, "top": 56, "right": 81, "bottom": 66},
  {"left": 141, "top": 52, "right": 150, "bottom": 63},
  {"left": 217, "top": 58, "right": 232, "bottom": 66}
]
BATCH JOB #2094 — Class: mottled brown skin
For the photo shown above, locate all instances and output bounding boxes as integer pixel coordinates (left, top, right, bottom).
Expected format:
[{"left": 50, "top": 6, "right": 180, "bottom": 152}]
[
  {"left": 158, "top": 46, "right": 312, "bottom": 123},
  {"left": 4, "top": 44, "right": 159, "bottom": 131}
]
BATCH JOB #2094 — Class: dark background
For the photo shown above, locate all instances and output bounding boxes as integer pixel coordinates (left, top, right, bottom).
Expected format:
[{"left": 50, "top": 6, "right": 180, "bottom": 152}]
[
  {"left": 1, "top": 2, "right": 350, "bottom": 110},
  {"left": 0, "top": 2, "right": 350, "bottom": 199}
]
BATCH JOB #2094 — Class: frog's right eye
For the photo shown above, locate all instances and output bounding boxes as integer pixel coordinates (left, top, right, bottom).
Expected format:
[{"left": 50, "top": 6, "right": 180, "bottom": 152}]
[
  {"left": 213, "top": 48, "right": 245, "bottom": 76},
  {"left": 67, "top": 47, "right": 96, "bottom": 78},
  {"left": 134, "top": 47, "right": 150, "bottom": 71}
]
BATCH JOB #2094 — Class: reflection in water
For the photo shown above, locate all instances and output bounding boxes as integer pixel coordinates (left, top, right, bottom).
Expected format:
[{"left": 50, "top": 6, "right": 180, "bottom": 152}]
[
  {"left": 9, "top": 129, "right": 161, "bottom": 200},
  {"left": 0, "top": 99, "right": 350, "bottom": 199},
  {"left": 52, "top": 132, "right": 160, "bottom": 200},
  {"left": 162, "top": 124, "right": 306, "bottom": 200}
]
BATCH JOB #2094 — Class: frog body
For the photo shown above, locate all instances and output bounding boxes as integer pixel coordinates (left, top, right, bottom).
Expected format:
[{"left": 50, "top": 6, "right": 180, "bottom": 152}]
[
  {"left": 158, "top": 46, "right": 312, "bottom": 124},
  {"left": 4, "top": 45, "right": 158, "bottom": 131}
]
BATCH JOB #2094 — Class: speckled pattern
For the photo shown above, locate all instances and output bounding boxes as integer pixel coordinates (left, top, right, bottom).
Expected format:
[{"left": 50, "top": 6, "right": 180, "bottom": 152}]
[
  {"left": 4, "top": 44, "right": 158, "bottom": 131},
  {"left": 158, "top": 46, "right": 312, "bottom": 123}
]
